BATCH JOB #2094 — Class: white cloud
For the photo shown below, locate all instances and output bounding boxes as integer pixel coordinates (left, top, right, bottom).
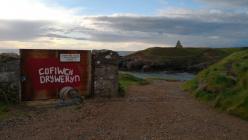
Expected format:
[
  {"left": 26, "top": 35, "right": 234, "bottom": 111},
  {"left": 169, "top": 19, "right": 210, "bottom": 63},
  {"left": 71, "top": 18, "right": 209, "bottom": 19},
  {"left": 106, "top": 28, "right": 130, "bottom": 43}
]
[
  {"left": 0, "top": 0, "right": 81, "bottom": 22},
  {"left": 157, "top": 8, "right": 195, "bottom": 18},
  {"left": 157, "top": 8, "right": 226, "bottom": 22},
  {"left": 197, "top": 0, "right": 248, "bottom": 8},
  {"left": 0, "top": 20, "right": 52, "bottom": 41}
]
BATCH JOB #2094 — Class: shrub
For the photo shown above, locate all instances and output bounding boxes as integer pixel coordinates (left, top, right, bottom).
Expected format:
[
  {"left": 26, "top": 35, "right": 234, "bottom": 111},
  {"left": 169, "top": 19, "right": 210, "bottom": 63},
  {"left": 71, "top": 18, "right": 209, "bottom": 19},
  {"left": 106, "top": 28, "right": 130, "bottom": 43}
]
[{"left": 183, "top": 50, "right": 248, "bottom": 120}]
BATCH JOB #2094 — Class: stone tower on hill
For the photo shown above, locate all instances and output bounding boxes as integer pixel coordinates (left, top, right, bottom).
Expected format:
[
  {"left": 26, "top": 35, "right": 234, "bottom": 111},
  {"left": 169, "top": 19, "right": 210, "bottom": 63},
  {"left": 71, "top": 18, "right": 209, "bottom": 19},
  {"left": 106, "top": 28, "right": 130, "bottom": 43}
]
[{"left": 175, "top": 40, "right": 183, "bottom": 48}]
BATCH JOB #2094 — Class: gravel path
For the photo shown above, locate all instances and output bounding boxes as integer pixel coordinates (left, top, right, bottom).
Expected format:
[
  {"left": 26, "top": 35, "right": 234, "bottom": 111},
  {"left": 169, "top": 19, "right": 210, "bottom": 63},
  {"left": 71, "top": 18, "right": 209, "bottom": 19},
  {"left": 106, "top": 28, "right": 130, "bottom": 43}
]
[{"left": 0, "top": 80, "right": 248, "bottom": 140}]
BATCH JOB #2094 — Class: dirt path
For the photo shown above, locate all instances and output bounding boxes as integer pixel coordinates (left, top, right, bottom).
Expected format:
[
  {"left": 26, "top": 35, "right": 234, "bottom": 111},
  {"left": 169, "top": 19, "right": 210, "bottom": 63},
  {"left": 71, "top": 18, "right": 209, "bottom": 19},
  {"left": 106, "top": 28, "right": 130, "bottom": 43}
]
[{"left": 1, "top": 81, "right": 248, "bottom": 140}]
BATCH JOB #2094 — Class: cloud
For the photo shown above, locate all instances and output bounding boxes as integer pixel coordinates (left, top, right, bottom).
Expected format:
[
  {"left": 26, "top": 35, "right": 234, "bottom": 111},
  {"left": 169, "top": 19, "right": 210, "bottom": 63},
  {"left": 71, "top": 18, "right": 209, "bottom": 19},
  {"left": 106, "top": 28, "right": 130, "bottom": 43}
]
[
  {"left": 1, "top": 10, "right": 248, "bottom": 48},
  {"left": 68, "top": 13, "right": 248, "bottom": 47},
  {"left": 0, "top": 20, "right": 52, "bottom": 41},
  {"left": 157, "top": 8, "right": 248, "bottom": 22},
  {"left": 0, "top": 19, "right": 89, "bottom": 42},
  {"left": 197, "top": 0, "right": 248, "bottom": 8},
  {"left": 0, "top": 0, "right": 81, "bottom": 22},
  {"left": 43, "top": 33, "right": 88, "bottom": 40}
]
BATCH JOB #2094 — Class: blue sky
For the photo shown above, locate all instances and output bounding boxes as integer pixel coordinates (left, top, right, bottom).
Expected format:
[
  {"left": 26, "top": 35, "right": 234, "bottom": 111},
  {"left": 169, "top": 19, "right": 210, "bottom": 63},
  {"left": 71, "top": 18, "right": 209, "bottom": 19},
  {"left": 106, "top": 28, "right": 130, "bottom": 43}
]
[
  {"left": 0, "top": 0, "right": 247, "bottom": 51},
  {"left": 51, "top": 0, "right": 202, "bottom": 15},
  {"left": 55, "top": 0, "right": 170, "bottom": 14}
]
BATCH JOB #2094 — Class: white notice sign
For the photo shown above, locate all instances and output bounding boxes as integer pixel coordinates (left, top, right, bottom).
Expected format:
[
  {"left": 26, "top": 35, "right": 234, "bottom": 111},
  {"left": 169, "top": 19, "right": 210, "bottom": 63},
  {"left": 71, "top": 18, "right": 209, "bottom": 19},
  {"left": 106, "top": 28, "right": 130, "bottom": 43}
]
[{"left": 60, "top": 54, "right": 81, "bottom": 62}]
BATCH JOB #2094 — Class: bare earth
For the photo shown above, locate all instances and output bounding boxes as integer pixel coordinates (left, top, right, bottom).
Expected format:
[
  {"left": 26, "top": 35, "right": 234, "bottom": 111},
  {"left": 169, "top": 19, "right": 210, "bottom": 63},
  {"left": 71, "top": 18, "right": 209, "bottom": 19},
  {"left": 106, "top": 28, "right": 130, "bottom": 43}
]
[{"left": 1, "top": 81, "right": 248, "bottom": 140}]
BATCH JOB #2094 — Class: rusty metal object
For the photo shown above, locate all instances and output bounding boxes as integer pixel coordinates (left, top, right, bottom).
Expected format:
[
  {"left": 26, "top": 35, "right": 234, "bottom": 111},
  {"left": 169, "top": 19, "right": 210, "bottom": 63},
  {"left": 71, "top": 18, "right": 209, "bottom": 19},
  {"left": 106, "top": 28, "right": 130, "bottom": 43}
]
[
  {"left": 59, "top": 86, "right": 80, "bottom": 100},
  {"left": 57, "top": 86, "right": 83, "bottom": 106}
]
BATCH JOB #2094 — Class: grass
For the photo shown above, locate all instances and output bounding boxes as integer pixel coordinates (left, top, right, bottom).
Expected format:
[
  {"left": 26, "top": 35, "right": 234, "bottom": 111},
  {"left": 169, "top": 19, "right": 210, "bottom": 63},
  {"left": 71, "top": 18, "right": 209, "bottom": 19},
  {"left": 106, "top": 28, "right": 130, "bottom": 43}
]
[
  {"left": 126, "top": 47, "right": 247, "bottom": 72},
  {"left": 129, "top": 47, "right": 246, "bottom": 62},
  {"left": 0, "top": 103, "right": 10, "bottom": 120},
  {"left": 183, "top": 50, "right": 248, "bottom": 120},
  {"left": 118, "top": 72, "right": 149, "bottom": 96}
]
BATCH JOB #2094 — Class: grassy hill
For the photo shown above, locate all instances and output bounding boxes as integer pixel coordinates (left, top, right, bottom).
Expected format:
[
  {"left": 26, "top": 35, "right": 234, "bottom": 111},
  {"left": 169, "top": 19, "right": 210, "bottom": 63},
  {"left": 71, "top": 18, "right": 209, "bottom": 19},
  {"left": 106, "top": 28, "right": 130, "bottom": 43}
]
[
  {"left": 183, "top": 50, "right": 248, "bottom": 119},
  {"left": 120, "top": 47, "right": 247, "bottom": 72}
]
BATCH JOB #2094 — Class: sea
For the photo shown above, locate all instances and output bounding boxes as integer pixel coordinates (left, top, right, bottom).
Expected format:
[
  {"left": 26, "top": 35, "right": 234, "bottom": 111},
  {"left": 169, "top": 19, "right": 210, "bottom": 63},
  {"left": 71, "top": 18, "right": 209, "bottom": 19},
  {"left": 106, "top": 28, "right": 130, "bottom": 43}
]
[{"left": 121, "top": 71, "right": 195, "bottom": 81}]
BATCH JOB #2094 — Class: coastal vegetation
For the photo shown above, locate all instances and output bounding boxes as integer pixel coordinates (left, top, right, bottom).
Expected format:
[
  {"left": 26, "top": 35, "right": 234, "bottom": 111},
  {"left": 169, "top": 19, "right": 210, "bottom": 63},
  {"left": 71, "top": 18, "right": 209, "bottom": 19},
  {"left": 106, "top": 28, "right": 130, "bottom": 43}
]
[
  {"left": 120, "top": 47, "right": 247, "bottom": 73},
  {"left": 183, "top": 50, "right": 248, "bottom": 119}
]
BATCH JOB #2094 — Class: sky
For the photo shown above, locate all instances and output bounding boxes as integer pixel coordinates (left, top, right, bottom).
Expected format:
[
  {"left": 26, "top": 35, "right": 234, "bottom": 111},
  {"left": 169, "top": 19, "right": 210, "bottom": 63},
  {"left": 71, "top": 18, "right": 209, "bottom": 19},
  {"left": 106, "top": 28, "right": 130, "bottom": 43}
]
[{"left": 0, "top": 0, "right": 248, "bottom": 51}]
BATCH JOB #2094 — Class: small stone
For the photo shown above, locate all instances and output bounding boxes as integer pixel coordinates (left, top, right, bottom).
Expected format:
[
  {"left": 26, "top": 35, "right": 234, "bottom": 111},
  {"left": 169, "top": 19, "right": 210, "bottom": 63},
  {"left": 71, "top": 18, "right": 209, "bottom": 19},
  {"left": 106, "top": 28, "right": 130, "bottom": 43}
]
[{"left": 105, "top": 55, "right": 111, "bottom": 59}]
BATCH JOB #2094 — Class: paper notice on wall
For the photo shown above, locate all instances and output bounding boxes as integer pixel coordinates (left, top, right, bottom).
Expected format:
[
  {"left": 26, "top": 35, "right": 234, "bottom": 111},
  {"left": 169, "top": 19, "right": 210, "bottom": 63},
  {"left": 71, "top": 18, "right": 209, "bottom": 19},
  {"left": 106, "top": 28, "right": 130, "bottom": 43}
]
[{"left": 60, "top": 54, "right": 80, "bottom": 62}]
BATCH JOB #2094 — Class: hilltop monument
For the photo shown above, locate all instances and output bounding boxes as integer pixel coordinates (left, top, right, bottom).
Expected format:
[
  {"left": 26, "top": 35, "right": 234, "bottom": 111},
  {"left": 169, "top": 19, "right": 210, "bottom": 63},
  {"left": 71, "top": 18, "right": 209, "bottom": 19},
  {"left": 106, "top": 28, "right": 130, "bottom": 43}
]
[{"left": 175, "top": 40, "right": 183, "bottom": 48}]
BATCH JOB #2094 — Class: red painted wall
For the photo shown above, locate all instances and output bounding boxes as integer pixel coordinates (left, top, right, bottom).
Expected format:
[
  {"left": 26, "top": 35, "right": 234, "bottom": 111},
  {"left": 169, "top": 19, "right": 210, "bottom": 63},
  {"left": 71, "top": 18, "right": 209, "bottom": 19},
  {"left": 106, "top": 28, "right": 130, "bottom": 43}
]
[{"left": 20, "top": 49, "right": 91, "bottom": 101}]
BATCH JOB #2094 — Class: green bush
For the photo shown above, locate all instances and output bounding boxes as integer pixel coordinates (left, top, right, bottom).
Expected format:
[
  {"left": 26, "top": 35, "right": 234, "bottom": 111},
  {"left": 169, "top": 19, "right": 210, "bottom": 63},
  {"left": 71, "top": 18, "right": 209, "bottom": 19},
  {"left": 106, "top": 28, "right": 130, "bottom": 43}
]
[
  {"left": 183, "top": 50, "right": 248, "bottom": 120},
  {"left": 182, "top": 79, "right": 198, "bottom": 91}
]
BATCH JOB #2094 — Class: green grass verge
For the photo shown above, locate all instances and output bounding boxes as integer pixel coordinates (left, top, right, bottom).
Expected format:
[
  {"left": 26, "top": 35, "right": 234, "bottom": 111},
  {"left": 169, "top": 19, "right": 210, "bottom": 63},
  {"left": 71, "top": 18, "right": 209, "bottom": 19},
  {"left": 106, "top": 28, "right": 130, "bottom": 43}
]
[
  {"left": 0, "top": 103, "right": 9, "bottom": 120},
  {"left": 183, "top": 50, "right": 248, "bottom": 120},
  {"left": 118, "top": 73, "right": 149, "bottom": 96}
]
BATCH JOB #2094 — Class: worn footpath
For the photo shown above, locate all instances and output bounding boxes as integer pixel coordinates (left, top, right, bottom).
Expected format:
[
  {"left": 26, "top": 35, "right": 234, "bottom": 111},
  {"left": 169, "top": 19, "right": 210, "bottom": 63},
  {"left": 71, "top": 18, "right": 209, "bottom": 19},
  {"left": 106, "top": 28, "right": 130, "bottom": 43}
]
[{"left": 0, "top": 81, "right": 248, "bottom": 140}]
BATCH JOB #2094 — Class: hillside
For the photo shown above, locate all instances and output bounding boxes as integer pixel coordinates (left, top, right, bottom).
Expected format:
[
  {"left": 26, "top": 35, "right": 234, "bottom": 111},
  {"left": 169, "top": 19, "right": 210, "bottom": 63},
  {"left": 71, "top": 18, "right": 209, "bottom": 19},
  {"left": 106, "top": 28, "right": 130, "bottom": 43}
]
[
  {"left": 183, "top": 50, "right": 248, "bottom": 119},
  {"left": 119, "top": 47, "right": 247, "bottom": 73}
]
